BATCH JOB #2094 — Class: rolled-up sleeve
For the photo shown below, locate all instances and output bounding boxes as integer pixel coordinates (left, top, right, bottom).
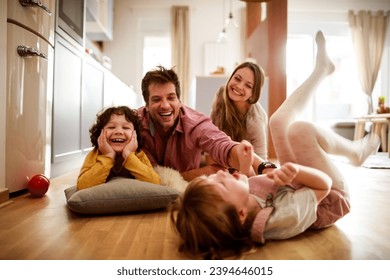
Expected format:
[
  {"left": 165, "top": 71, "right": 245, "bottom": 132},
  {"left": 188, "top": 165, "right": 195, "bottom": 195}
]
[{"left": 193, "top": 117, "right": 238, "bottom": 167}]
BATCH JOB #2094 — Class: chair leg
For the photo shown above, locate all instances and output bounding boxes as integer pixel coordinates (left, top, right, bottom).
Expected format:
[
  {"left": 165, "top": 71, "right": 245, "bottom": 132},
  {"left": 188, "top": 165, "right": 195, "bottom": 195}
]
[
  {"left": 381, "top": 123, "right": 387, "bottom": 152},
  {"left": 354, "top": 119, "right": 366, "bottom": 140}
]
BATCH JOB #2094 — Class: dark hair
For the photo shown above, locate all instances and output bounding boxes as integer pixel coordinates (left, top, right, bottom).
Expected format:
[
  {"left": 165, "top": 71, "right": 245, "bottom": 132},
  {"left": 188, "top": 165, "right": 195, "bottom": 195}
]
[
  {"left": 89, "top": 106, "right": 144, "bottom": 150},
  {"left": 170, "top": 177, "right": 256, "bottom": 259},
  {"left": 141, "top": 65, "right": 181, "bottom": 104}
]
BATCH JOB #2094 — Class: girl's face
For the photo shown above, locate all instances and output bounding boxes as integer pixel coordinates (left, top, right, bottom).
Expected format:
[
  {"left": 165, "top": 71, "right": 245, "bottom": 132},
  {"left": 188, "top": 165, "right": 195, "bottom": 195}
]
[
  {"left": 227, "top": 67, "right": 254, "bottom": 103},
  {"left": 103, "top": 114, "right": 134, "bottom": 153},
  {"left": 206, "top": 170, "right": 250, "bottom": 211}
]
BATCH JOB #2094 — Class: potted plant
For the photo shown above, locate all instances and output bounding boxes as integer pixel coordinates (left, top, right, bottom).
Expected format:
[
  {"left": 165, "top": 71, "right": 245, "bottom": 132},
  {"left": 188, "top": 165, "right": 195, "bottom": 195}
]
[{"left": 377, "top": 96, "right": 389, "bottom": 114}]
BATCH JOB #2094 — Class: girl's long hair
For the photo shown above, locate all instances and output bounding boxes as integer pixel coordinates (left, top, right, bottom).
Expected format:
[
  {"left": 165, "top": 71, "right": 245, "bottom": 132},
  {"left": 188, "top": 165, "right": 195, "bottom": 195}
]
[
  {"left": 211, "top": 62, "right": 265, "bottom": 142},
  {"left": 169, "top": 177, "right": 256, "bottom": 259}
]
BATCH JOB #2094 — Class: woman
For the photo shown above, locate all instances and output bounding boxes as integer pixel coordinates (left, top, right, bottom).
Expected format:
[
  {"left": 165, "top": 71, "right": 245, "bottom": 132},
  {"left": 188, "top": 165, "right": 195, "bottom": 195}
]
[{"left": 210, "top": 62, "right": 268, "bottom": 159}]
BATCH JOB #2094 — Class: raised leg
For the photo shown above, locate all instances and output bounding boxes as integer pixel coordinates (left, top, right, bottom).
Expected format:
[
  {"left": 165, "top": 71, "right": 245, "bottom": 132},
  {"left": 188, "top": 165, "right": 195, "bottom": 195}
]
[
  {"left": 269, "top": 31, "right": 380, "bottom": 191},
  {"left": 270, "top": 31, "right": 335, "bottom": 164},
  {"left": 287, "top": 121, "right": 379, "bottom": 191}
]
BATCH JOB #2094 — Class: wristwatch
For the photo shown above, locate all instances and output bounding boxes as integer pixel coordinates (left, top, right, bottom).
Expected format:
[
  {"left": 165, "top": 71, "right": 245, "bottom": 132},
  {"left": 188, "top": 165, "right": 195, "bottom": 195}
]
[{"left": 257, "top": 161, "right": 277, "bottom": 175}]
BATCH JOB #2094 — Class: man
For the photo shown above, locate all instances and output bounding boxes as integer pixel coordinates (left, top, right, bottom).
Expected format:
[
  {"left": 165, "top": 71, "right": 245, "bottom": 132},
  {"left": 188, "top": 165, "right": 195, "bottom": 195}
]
[{"left": 137, "top": 66, "right": 271, "bottom": 181}]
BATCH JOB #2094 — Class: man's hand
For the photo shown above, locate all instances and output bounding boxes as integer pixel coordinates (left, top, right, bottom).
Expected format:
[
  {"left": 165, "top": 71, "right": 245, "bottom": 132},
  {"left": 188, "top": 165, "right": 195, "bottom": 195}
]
[{"left": 237, "top": 140, "right": 254, "bottom": 176}]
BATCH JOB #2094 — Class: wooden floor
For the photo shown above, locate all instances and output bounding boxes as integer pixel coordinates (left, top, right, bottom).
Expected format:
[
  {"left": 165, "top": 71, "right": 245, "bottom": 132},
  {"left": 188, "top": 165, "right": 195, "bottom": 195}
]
[{"left": 1, "top": 159, "right": 390, "bottom": 260}]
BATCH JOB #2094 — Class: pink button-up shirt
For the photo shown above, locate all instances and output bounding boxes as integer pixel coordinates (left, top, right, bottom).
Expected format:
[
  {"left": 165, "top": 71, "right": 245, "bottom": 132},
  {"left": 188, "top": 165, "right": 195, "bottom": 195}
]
[{"left": 138, "top": 105, "right": 238, "bottom": 172}]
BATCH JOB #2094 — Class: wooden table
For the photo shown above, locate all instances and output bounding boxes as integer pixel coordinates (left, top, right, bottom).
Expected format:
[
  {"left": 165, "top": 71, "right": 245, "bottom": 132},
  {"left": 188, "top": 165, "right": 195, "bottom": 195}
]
[{"left": 354, "top": 113, "right": 390, "bottom": 157}]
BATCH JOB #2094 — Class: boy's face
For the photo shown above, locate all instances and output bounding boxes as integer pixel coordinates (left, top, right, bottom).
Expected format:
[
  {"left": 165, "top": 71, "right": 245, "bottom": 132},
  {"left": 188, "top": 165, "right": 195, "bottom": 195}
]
[
  {"left": 146, "top": 82, "right": 181, "bottom": 135},
  {"left": 206, "top": 170, "right": 250, "bottom": 213},
  {"left": 103, "top": 114, "right": 134, "bottom": 153}
]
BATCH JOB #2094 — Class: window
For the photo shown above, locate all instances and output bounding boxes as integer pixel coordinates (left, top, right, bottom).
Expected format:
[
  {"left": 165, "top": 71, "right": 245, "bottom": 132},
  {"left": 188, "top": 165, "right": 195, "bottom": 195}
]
[
  {"left": 287, "top": 34, "right": 382, "bottom": 122},
  {"left": 143, "top": 36, "right": 171, "bottom": 76}
]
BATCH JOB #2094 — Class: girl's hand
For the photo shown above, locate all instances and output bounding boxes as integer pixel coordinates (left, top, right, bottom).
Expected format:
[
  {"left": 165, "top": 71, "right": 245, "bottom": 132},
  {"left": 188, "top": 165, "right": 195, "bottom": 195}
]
[
  {"left": 237, "top": 140, "right": 254, "bottom": 176},
  {"left": 98, "top": 129, "right": 116, "bottom": 159},
  {"left": 122, "top": 130, "right": 138, "bottom": 159},
  {"left": 267, "top": 162, "right": 299, "bottom": 186}
]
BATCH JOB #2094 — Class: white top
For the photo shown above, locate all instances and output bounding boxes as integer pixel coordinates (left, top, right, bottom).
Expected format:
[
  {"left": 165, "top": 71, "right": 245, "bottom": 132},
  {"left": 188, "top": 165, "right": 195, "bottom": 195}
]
[
  {"left": 244, "top": 103, "right": 268, "bottom": 160},
  {"left": 254, "top": 186, "right": 318, "bottom": 240}
]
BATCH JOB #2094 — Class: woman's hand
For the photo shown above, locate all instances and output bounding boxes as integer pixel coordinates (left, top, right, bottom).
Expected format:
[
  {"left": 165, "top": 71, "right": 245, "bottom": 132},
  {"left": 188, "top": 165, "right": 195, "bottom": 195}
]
[
  {"left": 122, "top": 130, "right": 138, "bottom": 159},
  {"left": 98, "top": 129, "right": 116, "bottom": 159},
  {"left": 266, "top": 162, "right": 299, "bottom": 186}
]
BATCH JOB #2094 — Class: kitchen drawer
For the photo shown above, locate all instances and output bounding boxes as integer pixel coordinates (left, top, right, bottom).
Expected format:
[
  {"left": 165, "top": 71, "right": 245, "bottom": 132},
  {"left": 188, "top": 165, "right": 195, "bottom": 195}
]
[{"left": 7, "top": 0, "right": 56, "bottom": 46}]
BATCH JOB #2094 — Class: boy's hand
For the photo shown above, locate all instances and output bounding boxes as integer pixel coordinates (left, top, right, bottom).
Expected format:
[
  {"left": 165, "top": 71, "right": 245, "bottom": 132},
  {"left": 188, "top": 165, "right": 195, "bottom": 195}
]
[
  {"left": 267, "top": 162, "right": 299, "bottom": 186},
  {"left": 98, "top": 129, "right": 116, "bottom": 159},
  {"left": 122, "top": 130, "right": 138, "bottom": 159}
]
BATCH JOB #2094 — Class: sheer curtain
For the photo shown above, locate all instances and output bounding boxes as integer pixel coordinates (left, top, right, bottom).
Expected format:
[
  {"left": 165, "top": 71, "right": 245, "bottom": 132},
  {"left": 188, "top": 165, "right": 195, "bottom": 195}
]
[
  {"left": 171, "top": 6, "right": 190, "bottom": 105},
  {"left": 348, "top": 10, "right": 390, "bottom": 114}
]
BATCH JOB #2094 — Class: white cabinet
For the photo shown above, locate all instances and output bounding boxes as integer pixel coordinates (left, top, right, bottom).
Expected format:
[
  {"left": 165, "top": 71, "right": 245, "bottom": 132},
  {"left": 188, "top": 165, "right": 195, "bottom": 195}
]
[
  {"left": 81, "top": 58, "right": 104, "bottom": 151},
  {"left": 52, "top": 35, "right": 83, "bottom": 165},
  {"left": 5, "top": 0, "right": 55, "bottom": 193},
  {"left": 6, "top": 23, "right": 54, "bottom": 192},
  {"left": 194, "top": 76, "right": 229, "bottom": 116},
  {"left": 52, "top": 35, "right": 106, "bottom": 176},
  {"left": 86, "top": 0, "right": 113, "bottom": 41}
]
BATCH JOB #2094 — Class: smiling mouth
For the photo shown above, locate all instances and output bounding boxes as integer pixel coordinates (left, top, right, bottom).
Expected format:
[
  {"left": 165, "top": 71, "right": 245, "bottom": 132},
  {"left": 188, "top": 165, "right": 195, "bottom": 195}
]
[
  {"left": 111, "top": 138, "right": 125, "bottom": 143},
  {"left": 232, "top": 88, "right": 244, "bottom": 96},
  {"left": 159, "top": 111, "right": 173, "bottom": 117}
]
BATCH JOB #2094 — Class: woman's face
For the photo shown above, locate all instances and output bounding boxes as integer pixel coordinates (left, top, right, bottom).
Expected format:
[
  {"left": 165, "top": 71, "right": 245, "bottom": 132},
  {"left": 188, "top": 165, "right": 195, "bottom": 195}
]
[
  {"left": 206, "top": 170, "right": 250, "bottom": 211},
  {"left": 227, "top": 67, "right": 254, "bottom": 103},
  {"left": 103, "top": 114, "right": 134, "bottom": 153}
]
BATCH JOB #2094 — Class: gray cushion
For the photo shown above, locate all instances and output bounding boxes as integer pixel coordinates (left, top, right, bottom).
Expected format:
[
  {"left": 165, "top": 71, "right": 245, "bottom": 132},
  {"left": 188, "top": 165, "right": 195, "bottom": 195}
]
[{"left": 64, "top": 177, "right": 180, "bottom": 215}]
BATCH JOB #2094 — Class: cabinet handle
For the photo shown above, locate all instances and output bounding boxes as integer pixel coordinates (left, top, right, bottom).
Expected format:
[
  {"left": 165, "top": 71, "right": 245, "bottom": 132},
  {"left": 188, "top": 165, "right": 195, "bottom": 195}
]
[
  {"left": 19, "top": 0, "right": 52, "bottom": 16},
  {"left": 17, "top": 46, "right": 48, "bottom": 60}
]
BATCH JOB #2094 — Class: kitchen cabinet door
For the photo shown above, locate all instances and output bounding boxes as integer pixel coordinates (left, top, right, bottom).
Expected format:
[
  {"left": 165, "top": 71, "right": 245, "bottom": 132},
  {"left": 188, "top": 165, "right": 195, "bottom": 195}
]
[
  {"left": 52, "top": 36, "right": 83, "bottom": 163},
  {"left": 86, "top": 0, "right": 113, "bottom": 41},
  {"left": 6, "top": 23, "right": 54, "bottom": 192},
  {"left": 81, "top": 58, "right": 104, "bottom": 151}
]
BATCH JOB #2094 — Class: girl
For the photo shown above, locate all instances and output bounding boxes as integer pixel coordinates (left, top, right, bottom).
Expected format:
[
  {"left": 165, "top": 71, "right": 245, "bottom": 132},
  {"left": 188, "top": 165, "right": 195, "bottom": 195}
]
[
  {"left": 169, "top": 31, "right": 380, "bottom": 259},
  {"left": 77, "top": 106, "right": 160, "bottom": 190},
  {"left": 210, "top": 62, "right": 268, "bottom": 159}
]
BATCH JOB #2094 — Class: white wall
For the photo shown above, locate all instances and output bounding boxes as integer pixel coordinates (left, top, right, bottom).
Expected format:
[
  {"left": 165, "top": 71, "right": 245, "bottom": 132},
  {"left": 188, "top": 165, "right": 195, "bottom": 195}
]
[
  {"left": 104, "top": 0, "right": 390, "bottom": 108},
  {"left": 104, "top": 0, "right": 245, "bottom": 107}
]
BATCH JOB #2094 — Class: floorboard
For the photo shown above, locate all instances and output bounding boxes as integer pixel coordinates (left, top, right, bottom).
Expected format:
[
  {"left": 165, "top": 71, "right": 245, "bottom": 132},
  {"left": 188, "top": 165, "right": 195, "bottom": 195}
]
[{"left": 1, "top": 159, "right": 390, "bottom": 260}]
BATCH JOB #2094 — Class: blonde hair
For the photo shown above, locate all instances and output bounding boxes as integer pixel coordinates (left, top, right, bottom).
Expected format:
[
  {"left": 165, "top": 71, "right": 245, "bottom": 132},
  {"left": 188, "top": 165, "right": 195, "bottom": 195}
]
[
  {"left": 169, "top": 177, "right": 256, "bottom": 259},
  {"left": 211, "top": 62, "right": 265, "bottom": 142}
]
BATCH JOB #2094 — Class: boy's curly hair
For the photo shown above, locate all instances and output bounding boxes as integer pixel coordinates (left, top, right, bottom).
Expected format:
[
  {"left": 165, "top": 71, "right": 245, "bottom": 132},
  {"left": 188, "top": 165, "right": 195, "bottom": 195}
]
[{"left": 89, "top": 106, "right": 144, "bottom": 151}]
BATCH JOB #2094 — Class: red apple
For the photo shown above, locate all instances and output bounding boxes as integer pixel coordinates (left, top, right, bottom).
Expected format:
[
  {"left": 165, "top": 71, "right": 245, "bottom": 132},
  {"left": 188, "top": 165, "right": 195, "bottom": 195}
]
[{"left": 27, "top": 174, "right": 50, "bottom": 197}]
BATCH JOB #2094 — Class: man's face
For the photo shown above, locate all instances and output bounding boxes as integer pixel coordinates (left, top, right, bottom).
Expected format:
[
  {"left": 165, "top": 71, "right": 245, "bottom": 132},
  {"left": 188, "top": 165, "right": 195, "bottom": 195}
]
[{"left": 146, "top": 82, "right": 181, "bottom": 134}]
